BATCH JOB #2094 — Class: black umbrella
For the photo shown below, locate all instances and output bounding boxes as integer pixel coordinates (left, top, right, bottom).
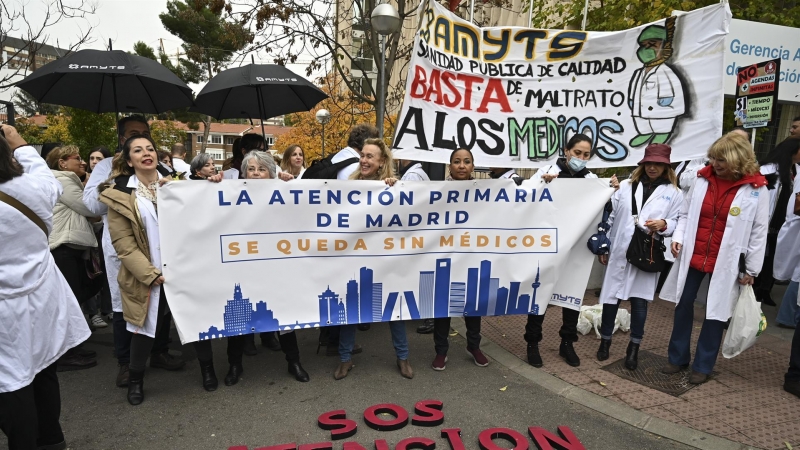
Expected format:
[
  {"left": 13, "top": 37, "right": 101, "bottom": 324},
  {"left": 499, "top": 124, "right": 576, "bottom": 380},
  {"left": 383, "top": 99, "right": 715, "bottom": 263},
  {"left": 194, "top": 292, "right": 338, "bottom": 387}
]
[
  {"left": 191, "top": 63, "right": 328, "bottom": 137},
  {"left": 16, "top": 49, "right": 194, "bottom": 114}
]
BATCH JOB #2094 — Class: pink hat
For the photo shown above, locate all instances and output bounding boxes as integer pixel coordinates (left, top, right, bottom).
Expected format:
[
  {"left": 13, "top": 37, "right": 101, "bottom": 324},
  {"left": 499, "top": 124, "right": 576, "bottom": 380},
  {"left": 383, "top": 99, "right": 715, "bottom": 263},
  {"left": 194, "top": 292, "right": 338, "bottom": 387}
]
[{"left": 638, "top": 144, "right": 671, "bottom": 165}]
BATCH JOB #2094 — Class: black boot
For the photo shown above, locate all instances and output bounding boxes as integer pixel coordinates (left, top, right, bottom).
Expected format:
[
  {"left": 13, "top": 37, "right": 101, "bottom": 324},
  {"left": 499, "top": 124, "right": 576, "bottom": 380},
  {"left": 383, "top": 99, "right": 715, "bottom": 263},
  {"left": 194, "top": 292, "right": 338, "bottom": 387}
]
[
  {"left": 199, "top": 360, "right": 218, "bottom": 391},
  {"left": 288, "top": 361, "right": 310, "bottom": 382},
  {"left": 625, "top": 342, "right": 640, "bottom": 371},
  {"left": 526, "top": 343, "right": 543, "bottom": 368},
  {"left": 558, "top": 339, "right": 580, "bottom": 367},
  {"left": 127, "top": 369, "right": 144, "bottom": 406},
  {"left": 597, "top": 339, "right": 611, "bottom": 361},
  {"left": 224, "top": 364, "right": 243, "bottom": 386}
]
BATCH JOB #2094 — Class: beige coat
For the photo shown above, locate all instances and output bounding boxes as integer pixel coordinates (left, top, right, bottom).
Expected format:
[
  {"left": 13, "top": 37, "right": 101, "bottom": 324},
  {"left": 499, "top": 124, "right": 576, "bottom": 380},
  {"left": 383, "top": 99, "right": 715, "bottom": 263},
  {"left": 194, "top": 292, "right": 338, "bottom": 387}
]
[
  {"left": 99, "top": 183, "right": 161, "bottom": 328},
  {"left": 49, "top": 170, "right": 98, "bottom": 250}
]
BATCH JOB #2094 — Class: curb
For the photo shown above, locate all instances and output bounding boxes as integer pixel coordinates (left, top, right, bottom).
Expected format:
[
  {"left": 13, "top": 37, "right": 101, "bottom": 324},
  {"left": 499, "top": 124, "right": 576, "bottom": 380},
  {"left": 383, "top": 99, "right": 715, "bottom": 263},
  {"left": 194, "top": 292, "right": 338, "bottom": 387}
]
[{"left": 450, "top": 319, "right": 757, "bottom": 450}]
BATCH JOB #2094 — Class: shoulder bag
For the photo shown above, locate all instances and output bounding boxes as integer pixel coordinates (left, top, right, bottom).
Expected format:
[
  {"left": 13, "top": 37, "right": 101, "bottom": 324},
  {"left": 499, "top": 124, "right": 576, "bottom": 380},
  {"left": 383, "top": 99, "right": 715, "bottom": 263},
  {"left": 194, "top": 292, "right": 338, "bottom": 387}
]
[
  {"left": 0, "top": 191, "right": 49, "bottom": 237},
  {"left": 625, "top": 182, "right": 666, "bottom": 273}
]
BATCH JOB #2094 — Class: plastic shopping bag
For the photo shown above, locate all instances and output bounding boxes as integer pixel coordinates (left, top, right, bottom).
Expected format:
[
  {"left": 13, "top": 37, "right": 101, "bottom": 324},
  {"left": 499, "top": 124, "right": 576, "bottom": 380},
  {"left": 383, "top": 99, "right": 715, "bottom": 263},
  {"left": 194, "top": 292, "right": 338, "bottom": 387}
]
[
  {"left": 722, "top": 285, "right": 767, "bottom": 358},
  {"left": 576, "top": 304, "right": 630, "bottom": 338}
]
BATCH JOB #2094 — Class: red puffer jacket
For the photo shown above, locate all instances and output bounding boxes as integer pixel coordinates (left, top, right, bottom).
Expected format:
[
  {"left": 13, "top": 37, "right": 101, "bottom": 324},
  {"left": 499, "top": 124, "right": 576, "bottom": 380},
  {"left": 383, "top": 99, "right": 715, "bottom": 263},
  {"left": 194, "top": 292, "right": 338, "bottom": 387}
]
[{"left": 690, "top": 166, "right": 767, "bottom": 273}]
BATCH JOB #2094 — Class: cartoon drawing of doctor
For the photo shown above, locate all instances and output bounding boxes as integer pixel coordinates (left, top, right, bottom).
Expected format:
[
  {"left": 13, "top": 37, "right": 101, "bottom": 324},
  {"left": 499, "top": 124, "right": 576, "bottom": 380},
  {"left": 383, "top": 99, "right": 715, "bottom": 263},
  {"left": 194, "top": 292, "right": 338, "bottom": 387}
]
[{"left": 628, "top": 17, "right": 685, "bottom": 148}]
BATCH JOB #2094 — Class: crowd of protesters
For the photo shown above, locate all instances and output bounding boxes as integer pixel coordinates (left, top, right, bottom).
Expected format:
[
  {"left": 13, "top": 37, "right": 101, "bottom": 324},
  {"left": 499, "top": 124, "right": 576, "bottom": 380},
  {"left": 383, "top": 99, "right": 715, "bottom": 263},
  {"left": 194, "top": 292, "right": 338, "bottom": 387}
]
[{"left": 1, "top": 115, "right": 799, "bottom": 449}]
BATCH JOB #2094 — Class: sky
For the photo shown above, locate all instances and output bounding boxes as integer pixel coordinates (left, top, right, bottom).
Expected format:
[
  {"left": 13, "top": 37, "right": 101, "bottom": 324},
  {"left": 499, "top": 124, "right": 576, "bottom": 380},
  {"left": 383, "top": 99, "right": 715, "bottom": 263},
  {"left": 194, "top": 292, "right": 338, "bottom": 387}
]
[{"left": 15, "top": 0, "right": 319, "bottom": 92}]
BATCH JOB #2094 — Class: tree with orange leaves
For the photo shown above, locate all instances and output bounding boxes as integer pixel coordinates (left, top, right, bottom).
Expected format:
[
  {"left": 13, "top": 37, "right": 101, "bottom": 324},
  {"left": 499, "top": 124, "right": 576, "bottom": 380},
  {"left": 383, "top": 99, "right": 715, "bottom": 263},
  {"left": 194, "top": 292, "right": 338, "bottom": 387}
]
[{"left": 273, "top": 73, "right": 396, "bottom": 163}]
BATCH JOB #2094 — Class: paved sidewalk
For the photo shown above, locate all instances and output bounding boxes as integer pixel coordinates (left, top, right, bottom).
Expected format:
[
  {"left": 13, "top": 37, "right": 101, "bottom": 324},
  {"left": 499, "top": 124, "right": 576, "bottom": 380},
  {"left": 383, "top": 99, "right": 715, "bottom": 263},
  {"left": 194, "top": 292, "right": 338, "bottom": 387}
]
[{"left": 481, "top": 290, "right": 799, "bottom": 450}]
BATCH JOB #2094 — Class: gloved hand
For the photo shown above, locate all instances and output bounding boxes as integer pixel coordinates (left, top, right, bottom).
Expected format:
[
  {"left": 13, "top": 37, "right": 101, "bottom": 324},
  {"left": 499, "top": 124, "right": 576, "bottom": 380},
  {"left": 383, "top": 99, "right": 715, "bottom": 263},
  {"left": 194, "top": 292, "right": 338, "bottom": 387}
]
[{"left": 658, "top": 97, "right": 674, "bottom": 107}]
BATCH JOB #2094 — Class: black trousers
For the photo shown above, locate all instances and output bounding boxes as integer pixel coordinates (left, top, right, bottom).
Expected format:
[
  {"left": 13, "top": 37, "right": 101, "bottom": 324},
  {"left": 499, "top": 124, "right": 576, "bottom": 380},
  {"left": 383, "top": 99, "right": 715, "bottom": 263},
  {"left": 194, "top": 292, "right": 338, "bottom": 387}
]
[
  {"left": 51, "top": 245, "right": 91, "bottom": 304},
  {"left": 193, "top": 336, "right": 245, "bottom": 366},
  {"left": 128, "top": 290, "right": 168, "bottom": 372},
  {"left": 248, "top": 332, "right": 301, "bottom": 362},
  {"left": 112, "top": 312, "right": 131, "bottom": 365},
  {"left": 755, "top": 232, "right": 778, "bottom": 295},
  {"left": 433, "top": 317, "right": 481, "bottom": 355},
  {"left": 115, "top": 292, "right": 172, "bottom": 367},
  {"left": 0, "top": 362, "right": 64, "bottom": 449},
  {"left": 524, "top": 307, "right": 580, "bottom": 344}
]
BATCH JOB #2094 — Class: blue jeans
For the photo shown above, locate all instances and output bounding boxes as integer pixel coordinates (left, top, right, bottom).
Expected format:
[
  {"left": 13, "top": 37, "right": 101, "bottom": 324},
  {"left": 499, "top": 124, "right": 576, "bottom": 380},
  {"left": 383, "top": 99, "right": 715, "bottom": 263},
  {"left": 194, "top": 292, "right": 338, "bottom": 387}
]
[
  {"left": 668, "top": 268, "right": 726, "bottom": 374},
  {"left": 599, "top": 298, "right": 649, "bottom": 344},
  {"left": 786, "top": 305, "right": 800, "bottom": 383},
  {"left": 338, "top": 322, "right": 409, "bottom": 363},
  {"left": 777, "top": 281, "right": 799, "bottom": 327}
]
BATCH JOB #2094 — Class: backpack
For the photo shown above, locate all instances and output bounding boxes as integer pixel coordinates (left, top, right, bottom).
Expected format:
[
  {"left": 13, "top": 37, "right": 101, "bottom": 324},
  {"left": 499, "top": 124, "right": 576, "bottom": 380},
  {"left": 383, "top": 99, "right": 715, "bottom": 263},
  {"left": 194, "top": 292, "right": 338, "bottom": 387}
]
[{"left": 301, "top": 155, "right": 359, "bottom": 179}]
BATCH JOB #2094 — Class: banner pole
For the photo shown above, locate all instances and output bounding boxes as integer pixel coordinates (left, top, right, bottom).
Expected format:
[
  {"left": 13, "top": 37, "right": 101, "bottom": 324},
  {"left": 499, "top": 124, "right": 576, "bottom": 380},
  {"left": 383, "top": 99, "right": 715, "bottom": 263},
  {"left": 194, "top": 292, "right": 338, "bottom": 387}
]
[
  {"left": 469, "top": 0, "right": 474, "bottom": 23},
  {"left": 581, "top": 0, "right": 589, "bottom": 30},
  {"left": 750, "top": 128, "right": 757, "bottom": 148},
  {"left": 527, "top": 0, "right": 533, "bottom": 27}
]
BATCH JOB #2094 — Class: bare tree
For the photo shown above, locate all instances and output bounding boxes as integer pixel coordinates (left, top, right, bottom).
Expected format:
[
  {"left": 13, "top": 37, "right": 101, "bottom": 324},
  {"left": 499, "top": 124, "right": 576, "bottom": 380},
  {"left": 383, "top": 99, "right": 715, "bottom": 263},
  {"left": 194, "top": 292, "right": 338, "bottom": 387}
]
[
  {"left": 0, "top": 0, "right": 96, "bottom": 91},
  {"left": 224, "top": 0, "right": 422, "bottom": 130}
]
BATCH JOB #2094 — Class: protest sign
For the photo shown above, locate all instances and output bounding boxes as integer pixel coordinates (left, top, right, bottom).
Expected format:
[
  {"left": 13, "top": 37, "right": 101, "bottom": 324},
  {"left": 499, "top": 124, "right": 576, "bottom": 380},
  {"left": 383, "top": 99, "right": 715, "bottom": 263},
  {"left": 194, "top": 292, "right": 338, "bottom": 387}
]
[
  {"left": 159, "top": 179, "right": 613, "bottom": 344},
  {"left": 733, "top": 58, "right": 780, "bottom": 129},
  {"left": 392, "top": 1, "right": 731, "bottom": 168}
]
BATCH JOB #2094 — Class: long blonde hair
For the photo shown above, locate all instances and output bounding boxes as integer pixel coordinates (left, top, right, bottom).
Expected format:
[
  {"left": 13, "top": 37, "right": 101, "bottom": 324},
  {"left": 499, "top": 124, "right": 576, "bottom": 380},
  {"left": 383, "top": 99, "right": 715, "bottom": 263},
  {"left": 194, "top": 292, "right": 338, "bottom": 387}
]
[
  {"left": 707, "top": 133, "right": 760, "bottom": 177},
  {"left": 349, "top": 138, "right": 395, "bottom": 181},
  {"left": 629, "top": 163, "right": 677, "bottom": 186},
  {"left": 280, "top": 144, "right": 304, "bottom": 177}
]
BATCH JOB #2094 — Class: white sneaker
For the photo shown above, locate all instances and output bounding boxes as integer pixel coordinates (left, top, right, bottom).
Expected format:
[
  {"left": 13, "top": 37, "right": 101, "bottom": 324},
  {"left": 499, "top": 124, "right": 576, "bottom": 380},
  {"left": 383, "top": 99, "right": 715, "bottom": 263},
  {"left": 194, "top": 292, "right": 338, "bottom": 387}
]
[{"left": 90, "top": 314, "right": 108, "bottom": 328}]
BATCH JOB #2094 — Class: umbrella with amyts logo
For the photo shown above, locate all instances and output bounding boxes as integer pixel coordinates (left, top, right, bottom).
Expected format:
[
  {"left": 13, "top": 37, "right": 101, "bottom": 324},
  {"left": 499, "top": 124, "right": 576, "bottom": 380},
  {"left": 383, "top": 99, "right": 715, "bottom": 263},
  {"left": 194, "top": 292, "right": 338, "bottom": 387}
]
[
  {"left": 16, "top": 48, "right": 194, "bottom": 114},
  {"left": 191, "top": 64, "right": 328, "bottom": 137}
]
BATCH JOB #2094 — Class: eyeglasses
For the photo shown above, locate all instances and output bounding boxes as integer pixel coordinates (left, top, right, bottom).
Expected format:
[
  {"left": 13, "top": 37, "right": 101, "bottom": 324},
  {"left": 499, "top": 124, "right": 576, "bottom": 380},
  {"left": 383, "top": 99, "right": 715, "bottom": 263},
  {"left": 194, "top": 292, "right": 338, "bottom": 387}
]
[{"left": 65, "top": 155, "right": 83, "bottom": 162}]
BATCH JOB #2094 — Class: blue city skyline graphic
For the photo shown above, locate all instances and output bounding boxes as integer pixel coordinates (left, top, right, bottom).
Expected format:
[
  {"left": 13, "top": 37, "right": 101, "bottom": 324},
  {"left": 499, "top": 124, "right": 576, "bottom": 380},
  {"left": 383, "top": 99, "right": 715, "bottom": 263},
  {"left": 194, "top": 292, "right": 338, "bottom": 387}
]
[{"left": 199, "top": 258, "right": 542, "bottom": 340}]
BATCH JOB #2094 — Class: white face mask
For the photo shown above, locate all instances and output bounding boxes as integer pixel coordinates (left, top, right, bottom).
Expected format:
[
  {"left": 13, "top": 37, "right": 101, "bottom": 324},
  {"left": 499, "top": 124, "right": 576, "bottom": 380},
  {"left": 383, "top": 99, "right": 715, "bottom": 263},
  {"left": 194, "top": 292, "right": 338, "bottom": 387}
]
[{"left": 567, "top": 156, "right": 587, "bottom": 172}]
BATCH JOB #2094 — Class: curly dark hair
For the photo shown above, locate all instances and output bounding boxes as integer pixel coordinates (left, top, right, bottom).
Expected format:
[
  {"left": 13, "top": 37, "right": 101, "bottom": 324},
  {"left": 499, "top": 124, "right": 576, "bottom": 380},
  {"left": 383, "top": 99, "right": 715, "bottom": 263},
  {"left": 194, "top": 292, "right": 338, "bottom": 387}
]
[{"left": 347, "top": 124, "right": 379, "bottom": 151}]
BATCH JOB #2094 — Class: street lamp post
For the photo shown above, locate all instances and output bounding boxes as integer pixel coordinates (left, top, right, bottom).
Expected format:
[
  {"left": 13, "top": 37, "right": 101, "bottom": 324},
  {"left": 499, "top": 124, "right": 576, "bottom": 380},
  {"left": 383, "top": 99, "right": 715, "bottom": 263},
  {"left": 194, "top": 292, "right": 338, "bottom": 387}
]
[
  {"left": 370, "top": 2, "right": 401, "bottom": 139},
  {"left": 315, "top": 109, "right": 331, "bottom": 158}
]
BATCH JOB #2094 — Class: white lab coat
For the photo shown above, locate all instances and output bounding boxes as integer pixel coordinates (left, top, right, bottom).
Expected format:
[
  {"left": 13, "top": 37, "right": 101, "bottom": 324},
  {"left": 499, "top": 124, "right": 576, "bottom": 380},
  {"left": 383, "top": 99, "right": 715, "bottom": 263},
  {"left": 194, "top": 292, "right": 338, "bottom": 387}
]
[
  {"left": 123, "top": 175, "right": 163, "bottom": 338},
  {"left": 660, "top": 176, "right": 770, "bottom": 321},
  {"left": 400, "top": 163, "right": 430, "bottom": 181},
  {"left": 0, "top": 146, "right": 91, "bottom": 393},
  {"left": 629, "top": 64, "right": 686, "bottom": 119},
  {"left": 676, "top": 158, "right": 707, "bottom": 192},
  {"left": 332, "top": 147, "right": 360, "bottom": 180},
  {"left": 223, "top": 167, "right": 240, "bottom": 180},
  {"left": 600, "top": 180, "right": 683, "bottom": 304},
  {"left": 760, "top": 163, "right": 799, "bottom": 225},
  {"left": 773, "top": 178, "right": 800, "bottom": 283},
  {"left": 83, "top": 157, "right": 123, "bottom": 312},
  {"left": 171, "top": 157, "right": 191, "bottom": 175},
  {"left": 529, "top": 164, "right": 598, "bottom": 183}
]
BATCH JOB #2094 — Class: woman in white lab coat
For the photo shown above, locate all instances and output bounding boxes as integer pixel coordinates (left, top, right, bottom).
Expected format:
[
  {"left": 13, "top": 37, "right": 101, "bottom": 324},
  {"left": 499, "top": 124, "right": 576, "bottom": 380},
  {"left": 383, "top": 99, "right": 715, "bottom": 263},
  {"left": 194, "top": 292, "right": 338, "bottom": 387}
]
[
  {"left": 661, "top": 133, "right": 769, "bottom": 384},
  {"left": 100, "top": 136, "right": 221, "bottom": 405},
  {"left": 596, "top": 144, "right": 683, "bottom": 371},
  {"left": 753, "top": 137, "right": 800, "bottom": 305},
  {"left": 526, "top": 134, "right": 618, "bottom": 368},
  {"left": 0, "top": 125, "right": 91, "bottom": 449}
]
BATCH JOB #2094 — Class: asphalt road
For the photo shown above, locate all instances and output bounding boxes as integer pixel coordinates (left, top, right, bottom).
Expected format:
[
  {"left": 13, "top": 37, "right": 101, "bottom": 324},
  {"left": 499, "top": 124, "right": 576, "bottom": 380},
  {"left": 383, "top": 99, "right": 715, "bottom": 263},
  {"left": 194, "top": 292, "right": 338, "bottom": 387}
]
[{"left": 4, "top": 322, "right": 694, "bottom": 450}]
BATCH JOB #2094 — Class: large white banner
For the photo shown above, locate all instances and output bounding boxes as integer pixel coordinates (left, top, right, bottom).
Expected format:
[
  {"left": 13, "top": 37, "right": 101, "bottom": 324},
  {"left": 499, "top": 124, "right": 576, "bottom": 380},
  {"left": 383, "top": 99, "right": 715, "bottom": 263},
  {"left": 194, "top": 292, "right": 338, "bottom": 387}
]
[
  {"left": 392, "top": 2, "right": 731, "bottom": 168},
  {"left": 159, "top": 179, "right": 613, "bottom": 344}
]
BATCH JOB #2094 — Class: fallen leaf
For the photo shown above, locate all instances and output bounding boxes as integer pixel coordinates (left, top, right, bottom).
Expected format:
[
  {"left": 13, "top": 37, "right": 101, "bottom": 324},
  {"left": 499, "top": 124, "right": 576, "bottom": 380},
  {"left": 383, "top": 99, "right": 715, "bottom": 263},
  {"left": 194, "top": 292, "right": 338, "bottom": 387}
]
[
  {"left": 784, "top": 442, "right": 792, "bottom": 450},
  {"left": 599, "top": 382, "right": 607, "bottom": 386},
  {"left": 499, "top": 386, "right": 508, "bottom": 391}
]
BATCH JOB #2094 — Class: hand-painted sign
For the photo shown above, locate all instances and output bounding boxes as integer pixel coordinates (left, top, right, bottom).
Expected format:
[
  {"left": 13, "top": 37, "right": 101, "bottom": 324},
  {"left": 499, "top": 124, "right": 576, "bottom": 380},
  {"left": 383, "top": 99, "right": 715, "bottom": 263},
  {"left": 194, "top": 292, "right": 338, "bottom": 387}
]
[
  {"left": 228, "top": 400, "right": 587, "bottom": 450},
  {"left": 158, "top": 179, "right": 612, "bottom": 344},
  {"left": 392, "top": 1, "right": 731, "bottom": 168},
  {"left": 734, "top": 58, "right": 781, "bottom": 129}
]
